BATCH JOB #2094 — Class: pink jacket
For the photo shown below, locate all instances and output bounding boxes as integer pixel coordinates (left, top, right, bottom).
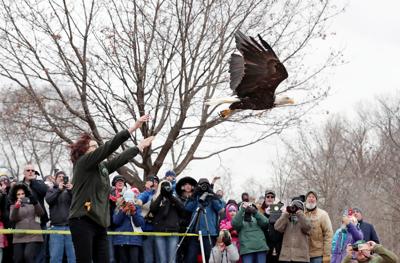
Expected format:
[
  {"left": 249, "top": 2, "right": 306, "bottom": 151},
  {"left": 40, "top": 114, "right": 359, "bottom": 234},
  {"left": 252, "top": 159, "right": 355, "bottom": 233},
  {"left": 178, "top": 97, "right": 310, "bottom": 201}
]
[{"left": 219, "top": 203, "right": 239, "bottom": 245}]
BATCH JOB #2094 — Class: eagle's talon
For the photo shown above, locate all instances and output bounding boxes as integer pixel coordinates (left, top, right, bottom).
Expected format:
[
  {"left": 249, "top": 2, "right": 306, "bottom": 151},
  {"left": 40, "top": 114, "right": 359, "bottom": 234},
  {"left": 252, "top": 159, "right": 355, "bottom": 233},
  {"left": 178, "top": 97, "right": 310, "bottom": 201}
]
[{"left": 219, "top": 109, "right": 232, "bottom": 118}]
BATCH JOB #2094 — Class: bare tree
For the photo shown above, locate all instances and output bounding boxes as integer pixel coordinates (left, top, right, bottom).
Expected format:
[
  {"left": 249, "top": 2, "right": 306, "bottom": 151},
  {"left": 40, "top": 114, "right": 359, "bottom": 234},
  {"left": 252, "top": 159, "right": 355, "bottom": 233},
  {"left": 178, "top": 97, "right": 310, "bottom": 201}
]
[
  {"left": 0, "top": 0, "right": 343, "bottom": 186},
  {"left": 278, "top": 94, "right": 400, "bottom": 253}
]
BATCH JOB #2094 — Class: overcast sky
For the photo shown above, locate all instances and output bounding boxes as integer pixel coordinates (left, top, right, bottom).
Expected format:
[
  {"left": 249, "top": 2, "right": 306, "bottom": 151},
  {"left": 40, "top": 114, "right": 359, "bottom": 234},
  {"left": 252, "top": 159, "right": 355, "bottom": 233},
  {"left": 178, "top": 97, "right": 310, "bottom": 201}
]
[{"left": 182, "top": 0, "right": 400, "bottom": 196}]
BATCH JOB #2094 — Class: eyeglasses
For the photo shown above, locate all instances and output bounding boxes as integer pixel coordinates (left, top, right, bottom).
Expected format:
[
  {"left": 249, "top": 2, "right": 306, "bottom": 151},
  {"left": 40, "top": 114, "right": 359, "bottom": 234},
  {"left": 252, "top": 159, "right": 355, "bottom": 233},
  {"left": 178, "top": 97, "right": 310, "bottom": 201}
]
[
  {"left": 266, "top": 195, "right": 275, "bottom": 199},
  {"left": 228, "top": 208, "right": 237, "bottom": 212},
  {"left": 25, "top": 169, "right": 35, "bottom": 172}
]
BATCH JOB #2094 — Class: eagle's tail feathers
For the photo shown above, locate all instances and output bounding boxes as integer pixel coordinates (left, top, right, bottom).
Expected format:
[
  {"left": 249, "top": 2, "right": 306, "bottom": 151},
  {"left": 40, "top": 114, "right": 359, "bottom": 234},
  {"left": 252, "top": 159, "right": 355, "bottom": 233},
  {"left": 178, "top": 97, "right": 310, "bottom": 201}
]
[{"left": 205, "top": 97, "right": 240, "bottom": 106}]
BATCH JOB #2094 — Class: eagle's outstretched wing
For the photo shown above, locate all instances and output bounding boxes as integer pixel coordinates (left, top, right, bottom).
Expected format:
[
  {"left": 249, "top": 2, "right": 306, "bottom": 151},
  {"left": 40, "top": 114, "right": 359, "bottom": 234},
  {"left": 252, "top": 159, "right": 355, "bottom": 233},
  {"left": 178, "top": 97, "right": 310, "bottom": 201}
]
[{"left": 229, "top": 31, "right": 288, "bottom": 98}]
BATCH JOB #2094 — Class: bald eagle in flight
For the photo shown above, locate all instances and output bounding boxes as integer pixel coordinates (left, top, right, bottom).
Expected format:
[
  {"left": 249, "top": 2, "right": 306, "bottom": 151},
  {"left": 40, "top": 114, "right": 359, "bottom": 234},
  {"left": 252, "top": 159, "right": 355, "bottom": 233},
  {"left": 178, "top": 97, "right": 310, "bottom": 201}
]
[{"left": 206, "top": 31, "right": 294, "bottom": 118}]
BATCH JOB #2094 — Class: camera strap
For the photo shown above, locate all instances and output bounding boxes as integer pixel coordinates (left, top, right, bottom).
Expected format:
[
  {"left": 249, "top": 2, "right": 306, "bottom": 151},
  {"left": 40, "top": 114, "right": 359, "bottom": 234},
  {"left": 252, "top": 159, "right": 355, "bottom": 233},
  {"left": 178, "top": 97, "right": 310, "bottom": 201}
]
[{"left": 130, "top": 216, "right": 143, "bottom": 233}]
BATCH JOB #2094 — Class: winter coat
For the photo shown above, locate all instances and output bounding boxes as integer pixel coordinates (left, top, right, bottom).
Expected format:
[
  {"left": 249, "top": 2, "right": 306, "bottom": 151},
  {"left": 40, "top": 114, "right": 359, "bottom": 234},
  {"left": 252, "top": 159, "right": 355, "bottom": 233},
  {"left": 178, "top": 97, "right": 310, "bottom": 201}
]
[
  {"left": 70, "top": 130, "right": 140, "bottom": 228},
  {"left": 112, "top": 205, "right": 145, "bottom": 246},
  {"left": 357, "top": 220, "right": 379, "bottom": 243},
  {"left": 305, "top": 207, "right": 333, "bottom": 258},
  {"left": 209, "top": 244, "right": 240, "bottom": 263},
  {"left": 232, "top": 207, "right": 269, "bottom": 256},
  {"left": 275, "top": 212, "right": 312, "bottom": 262},
  {"left": 220, "top": 204, "right": 239, "bottom": 247},
  {"left": 10, "top": 203, "right": 44, "bottom": 243},
  {"left": 149, "top": 180, "right": 185, "bottom": 232},
  {"left": 45, "top": 185, "right": 72, "bottom": 226},
  {"left": 342, "top": 245, "right": 398, "bottom": 263},
  {"left": 331, "top": 223, "right": 363, "bottom": 263},
  {"left": 23, "top": 179, "right": 49, "bottom": 227},
  {"left": 177, "top": 195, "right": 192, "bottom": 233},
  {"left": 138, "top": 189, "right": 155, "bottom": 231},
  {"left": 259, "top": 202, "right": 284, "bottom": 258},
  {"left": 185, "top": 194, "right": 224, "bottom": 236}
]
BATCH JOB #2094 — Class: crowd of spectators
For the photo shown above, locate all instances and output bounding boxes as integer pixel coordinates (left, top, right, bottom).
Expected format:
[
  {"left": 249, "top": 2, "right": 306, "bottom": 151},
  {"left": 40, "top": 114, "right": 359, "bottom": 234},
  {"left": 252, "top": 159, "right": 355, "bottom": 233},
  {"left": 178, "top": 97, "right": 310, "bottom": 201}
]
[{"left": 0, "top": 165, "right": 398, "bottom": 263}]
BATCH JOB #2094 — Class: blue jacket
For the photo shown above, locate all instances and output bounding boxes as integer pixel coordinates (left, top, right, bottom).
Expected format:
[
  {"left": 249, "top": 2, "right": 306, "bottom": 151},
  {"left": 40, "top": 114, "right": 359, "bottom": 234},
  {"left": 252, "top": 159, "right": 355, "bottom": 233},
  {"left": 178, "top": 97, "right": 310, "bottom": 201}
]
[
  {"left": 112, "top": 206, "right": 145, "bottom": 246},
  {"left": 185, "top": 195, "right": 224, "bottom": 236},
  {"left": 138, "top": 190, "right": 155, "bottom": 231},
  {"left": 331, "top": 223, "right": 363, "bottom": 263},
  {"left": 357, "top": 220, "right": 379, "bottom": 243}
]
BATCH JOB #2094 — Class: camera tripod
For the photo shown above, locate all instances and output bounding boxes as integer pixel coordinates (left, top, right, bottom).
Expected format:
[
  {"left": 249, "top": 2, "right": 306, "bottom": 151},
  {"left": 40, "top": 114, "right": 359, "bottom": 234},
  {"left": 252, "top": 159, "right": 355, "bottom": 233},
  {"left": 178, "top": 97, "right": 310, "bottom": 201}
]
[{"left": 170, "top": 202, "right": 216, "bottom": 263}]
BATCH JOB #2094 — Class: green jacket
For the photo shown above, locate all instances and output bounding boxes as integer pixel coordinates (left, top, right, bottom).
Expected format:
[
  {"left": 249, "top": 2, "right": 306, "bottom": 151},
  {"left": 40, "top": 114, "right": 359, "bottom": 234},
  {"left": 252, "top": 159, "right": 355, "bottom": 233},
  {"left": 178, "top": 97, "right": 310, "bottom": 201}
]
[
  {"left": 232, "top": 207, "right": 269, "bottom": 255},
  {"left": 69, "top": 130, "right": 139, "bottom": 228},
  {"left": 342, "top": 245, "right": 398, "bottom": 263}
]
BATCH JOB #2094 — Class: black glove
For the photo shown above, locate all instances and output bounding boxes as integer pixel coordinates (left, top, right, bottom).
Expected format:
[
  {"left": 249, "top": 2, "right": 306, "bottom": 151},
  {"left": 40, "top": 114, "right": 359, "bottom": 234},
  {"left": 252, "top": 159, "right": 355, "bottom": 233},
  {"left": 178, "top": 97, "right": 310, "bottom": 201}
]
[
  {"left": 222, "top": 230, "right": 232, "bottom": 246},
  {"left": 199, "top": 192, "right": 209, "bottom": 203},
  {"left": 161, "top": 187, "right": 172, "bottom": 198},
  {"left": 245, "top": 205, "right": 257, "bottom": 215}
]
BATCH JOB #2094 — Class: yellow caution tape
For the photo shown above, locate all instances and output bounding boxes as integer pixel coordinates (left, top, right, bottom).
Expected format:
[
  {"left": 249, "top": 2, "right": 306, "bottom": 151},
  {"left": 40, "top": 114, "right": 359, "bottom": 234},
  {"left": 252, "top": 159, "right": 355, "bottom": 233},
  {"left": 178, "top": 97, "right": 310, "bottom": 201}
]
[{"left": 0, "top": 229, "right": 198, "bottom": 236}]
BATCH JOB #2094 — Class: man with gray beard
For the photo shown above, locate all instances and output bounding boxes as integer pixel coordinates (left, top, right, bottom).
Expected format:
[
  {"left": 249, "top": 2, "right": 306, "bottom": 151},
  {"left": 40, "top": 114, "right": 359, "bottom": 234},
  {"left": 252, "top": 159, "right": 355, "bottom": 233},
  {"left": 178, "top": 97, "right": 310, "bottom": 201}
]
[{"left": 304, "top": 191, "right": 333, "bottom": 263}]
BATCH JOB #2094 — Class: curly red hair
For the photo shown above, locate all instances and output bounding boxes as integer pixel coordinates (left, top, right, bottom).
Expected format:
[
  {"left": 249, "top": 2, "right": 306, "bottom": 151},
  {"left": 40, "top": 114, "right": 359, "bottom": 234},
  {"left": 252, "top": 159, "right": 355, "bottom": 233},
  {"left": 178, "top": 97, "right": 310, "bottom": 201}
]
[{"left": 69, "top": 132, "right": 92, "bottom": 164}]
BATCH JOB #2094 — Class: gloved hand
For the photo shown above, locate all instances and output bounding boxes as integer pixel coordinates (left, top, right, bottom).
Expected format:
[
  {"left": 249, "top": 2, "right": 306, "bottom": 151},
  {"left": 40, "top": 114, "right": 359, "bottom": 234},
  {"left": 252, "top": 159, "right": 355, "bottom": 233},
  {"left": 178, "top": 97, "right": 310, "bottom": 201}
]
[
  {"left": 161, "top": 187, "right": 172, "bottom": 198},
  {"left": 222, "top": 230, "right": 232, "bottom": 246},
  {"left": 245, "top": 205, "right": 257, "bottom": 215},
  {"left": 199, "top": 192, "right": 209, "bottom": 202}
]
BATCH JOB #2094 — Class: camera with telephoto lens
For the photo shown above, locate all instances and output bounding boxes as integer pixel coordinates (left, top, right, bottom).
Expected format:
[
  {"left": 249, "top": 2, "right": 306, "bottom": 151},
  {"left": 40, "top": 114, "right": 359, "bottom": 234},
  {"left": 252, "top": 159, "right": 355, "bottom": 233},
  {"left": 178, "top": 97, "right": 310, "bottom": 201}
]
[
  {"left": 286, "top": 196, "right": 305, "bottom": 214},
  {"left": 352, "top": 240, "right": 367, "bottom": 251},
  {"left": 160, "top": 182, "right": 172, "bottom": 197},
  {"left": 352, "top": 244, "right": 360, "bottom": 251},
  {"left": 198, "top": 182, "right": 210, "bottom": 192},
  {"left": 286, "top": 205, "right": 300, "bottom": 214}
]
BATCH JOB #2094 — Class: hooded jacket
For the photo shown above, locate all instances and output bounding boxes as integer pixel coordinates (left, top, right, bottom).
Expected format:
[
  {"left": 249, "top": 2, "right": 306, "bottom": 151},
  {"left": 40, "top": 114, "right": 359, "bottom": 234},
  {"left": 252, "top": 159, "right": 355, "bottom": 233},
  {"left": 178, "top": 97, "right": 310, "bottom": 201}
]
[
  {"left": 275, "top": 212, "right": 312, "bottom": 262},
  {"left": 331, "top": 223, "right": 363, "bottom": 263},
  {"left": 232, "top": 206, "right": 269, "bottom": 255},
  {"left": 219, "top": 203, "right": 239, "bottom": 246},
  {"left": 149, "top": 180, "right": 185, "bottom": 232}
]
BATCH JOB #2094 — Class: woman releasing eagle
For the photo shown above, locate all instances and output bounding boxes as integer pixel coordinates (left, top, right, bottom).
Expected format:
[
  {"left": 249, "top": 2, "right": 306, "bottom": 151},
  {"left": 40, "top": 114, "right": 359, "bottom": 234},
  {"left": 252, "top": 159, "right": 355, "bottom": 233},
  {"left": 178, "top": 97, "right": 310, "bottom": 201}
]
[{"left": 206, "top": 31, "right": 294, "bottom": 118}]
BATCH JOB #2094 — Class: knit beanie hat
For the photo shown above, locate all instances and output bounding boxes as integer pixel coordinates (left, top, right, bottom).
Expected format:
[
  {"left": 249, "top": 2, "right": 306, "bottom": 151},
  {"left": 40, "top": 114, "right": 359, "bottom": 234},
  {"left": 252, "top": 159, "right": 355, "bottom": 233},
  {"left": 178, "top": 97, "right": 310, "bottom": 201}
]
[
  {"left": 165, "top": 170, "right": 176, "bottom": 178},
  {"left": 306, "top": 190, "right": 318, "bottom": 200}
]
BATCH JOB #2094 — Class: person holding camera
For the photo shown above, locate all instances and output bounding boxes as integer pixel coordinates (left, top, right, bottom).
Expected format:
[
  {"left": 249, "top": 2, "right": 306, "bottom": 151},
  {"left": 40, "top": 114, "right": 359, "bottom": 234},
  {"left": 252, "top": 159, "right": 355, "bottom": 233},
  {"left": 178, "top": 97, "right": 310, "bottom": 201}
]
[
  {"left": 68, "top": 114, "right": 154, "bottom": 263},
  {"left": 0, "top": 174, "right": 13, "bottom": 262},
  {"left": 45, "top": 170, "right": 75, "bottom": 263},
  {"left": 138, "top": 175, "right": 160, "bottom": 263},
  {"left": 112, "top": 188, "right": 145, "bottom": 263},
  {"left": 342, "top": 240, "right": 398, "bottom": 263},
  {"left": 232, "top": 201, "right": 269, "bottom": 263},
  {"left": 9, "top": 183, "right": 45, "bottom": 263},
  {"left": 259, "top": 189, "right": 284, "bottom": 263},
  {"left": 274, "top": 198, "right": 312, "bottom": 263},
  {"left": 149, "top": 180, "right": 185, "bottom": 263},
  {"left": 184, "top": 178, "right": 224, "bottom": 263},
  {"left": 331, "top": 214, "right": 363, "bottom": 263},
  {"left": 209, "top": 230, "right": 240, "bottom": 263},
  {"left": 175, "top": 176, "right": 197, "bottom": 263}
]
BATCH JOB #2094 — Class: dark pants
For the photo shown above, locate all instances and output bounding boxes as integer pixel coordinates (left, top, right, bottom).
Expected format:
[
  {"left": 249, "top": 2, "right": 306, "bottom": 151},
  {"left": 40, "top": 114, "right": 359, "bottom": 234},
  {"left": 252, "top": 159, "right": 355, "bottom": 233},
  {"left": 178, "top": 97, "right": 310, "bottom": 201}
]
[
  {"left": 114, "top": 245, "right": 140, "bottom": 263},
  {"left": 267, "top": 247, "right": 280, "bottom": 263},
  {"left": 14, "top": 242, "right": 42, "bottom": 263},
  {"left": 69, "top": 216, "right": 109, "bottom": 263},
  {"left": 184, "top": 236, "right": 216, "bottom": 263}
]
